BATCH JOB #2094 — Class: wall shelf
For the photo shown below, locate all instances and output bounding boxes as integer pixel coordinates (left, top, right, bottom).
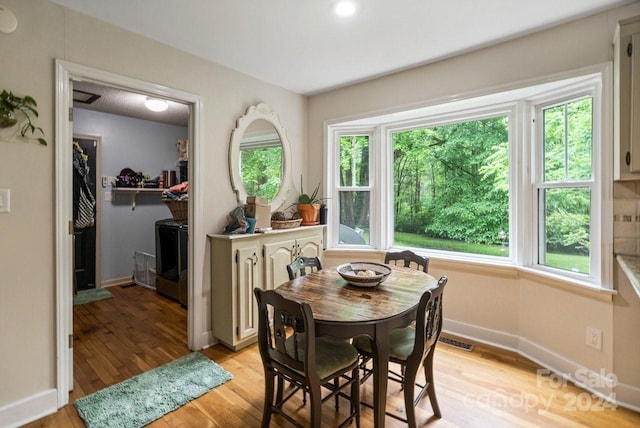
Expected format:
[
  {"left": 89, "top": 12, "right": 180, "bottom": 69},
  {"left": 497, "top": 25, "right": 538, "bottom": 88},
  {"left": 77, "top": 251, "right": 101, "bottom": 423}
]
[{"left": 112, "top": 187, "right": 163, "bottom": 210}]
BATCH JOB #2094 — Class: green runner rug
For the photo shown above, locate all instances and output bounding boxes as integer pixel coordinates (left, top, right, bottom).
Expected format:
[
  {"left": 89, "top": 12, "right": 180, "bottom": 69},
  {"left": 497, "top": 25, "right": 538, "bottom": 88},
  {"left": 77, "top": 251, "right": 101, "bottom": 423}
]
[
  {"left": 73, "top": 288, "right": 114, "bottom": 306},
  {"left": 74, "top": 352, "right": 233, "bottom": 428}
]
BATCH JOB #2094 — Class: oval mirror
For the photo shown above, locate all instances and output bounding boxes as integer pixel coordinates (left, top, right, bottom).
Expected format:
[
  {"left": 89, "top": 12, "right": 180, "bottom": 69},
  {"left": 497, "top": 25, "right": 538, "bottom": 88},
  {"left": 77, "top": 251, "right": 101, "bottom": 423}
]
[{"left": 229, "top": 104, "right": 291, "bottom": 211}]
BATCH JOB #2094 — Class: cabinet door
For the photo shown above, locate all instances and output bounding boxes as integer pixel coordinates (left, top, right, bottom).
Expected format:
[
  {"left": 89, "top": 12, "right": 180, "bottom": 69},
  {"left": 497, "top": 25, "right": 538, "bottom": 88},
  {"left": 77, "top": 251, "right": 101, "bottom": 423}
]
[
  {"left": 236, "top": 245, "right": 261, "bottom": 341},
  {"left": 264, "top": 239, "right": 296, "bottom": 291},
  {"left": 631, "top": 33, "right": 640, "bottom": 172},
  {"left": 297, "top": 234, "right": 323, "bottom": 258}
]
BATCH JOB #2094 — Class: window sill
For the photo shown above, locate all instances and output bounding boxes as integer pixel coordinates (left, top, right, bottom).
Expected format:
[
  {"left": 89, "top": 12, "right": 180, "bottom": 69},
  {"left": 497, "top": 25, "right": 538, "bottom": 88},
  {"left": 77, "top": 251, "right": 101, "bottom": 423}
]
[{"left": 325, "top": 247, "right": 615, "bottom": 301}]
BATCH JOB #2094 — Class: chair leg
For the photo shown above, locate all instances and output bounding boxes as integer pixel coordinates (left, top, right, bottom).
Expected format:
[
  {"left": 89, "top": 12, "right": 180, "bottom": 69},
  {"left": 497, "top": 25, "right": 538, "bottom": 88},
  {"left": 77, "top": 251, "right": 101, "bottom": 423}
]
[
  {"left": 351, "top": 367, "right": 361, "bottom": 428},
  {"left": 424, "top": 353, "right": 441, "bottom": 418},
  {"left": 309, "top": 384, "right": 323, "bottom": 428},
  {"left": 403, "top": 365, "right": 419, "bottom": 428},
  {"left": 261, "top": 370, "right": 275, "bottom": 428},
  {"left": 276, "top": 376, "right": 284, "bottom": 406}
]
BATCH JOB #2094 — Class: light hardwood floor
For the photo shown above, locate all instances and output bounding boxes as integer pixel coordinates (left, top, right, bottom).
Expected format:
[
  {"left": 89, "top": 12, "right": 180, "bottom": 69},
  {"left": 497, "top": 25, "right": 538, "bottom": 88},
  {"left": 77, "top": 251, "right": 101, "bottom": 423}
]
[{"left": 25, "top": 285, "right": 640, "bottom": 427}]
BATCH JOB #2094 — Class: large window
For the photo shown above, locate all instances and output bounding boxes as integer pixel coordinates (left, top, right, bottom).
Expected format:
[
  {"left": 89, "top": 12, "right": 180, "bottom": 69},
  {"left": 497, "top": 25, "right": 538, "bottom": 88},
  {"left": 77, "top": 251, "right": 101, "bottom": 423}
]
[
  {"left": 391, "top": 116, "right": 510, "bottom": 257},
  {"left": 326, "top": 69, "right": 611, "bottom": 288}
]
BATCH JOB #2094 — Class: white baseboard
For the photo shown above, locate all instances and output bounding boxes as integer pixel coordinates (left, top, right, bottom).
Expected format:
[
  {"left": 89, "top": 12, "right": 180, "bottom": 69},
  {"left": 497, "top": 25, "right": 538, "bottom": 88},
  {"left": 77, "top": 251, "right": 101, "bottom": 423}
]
[
  {"left": 615, "top": 381, "right": 640, "bottom": 412},
  {"left": 443, "top": 318, "right": 640, "bottom": 412},
  {"left": 0, "top": 389, "right": 57, "bottom": 428},
  {"left": 101, "top": 276, "right": 133, "bottom": 288}
]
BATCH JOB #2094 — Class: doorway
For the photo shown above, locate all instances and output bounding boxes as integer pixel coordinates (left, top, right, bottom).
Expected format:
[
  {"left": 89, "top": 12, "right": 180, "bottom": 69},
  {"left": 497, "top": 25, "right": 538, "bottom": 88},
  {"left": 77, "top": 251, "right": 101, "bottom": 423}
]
[{"left": 55, "top": 60, "right": 205, "bottom": 407}]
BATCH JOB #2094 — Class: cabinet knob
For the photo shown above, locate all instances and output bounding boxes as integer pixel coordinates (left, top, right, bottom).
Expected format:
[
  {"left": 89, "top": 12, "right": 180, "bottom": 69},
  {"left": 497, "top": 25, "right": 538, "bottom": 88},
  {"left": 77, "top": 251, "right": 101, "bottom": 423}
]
[
  {"left": 626, "top": 151, "right": 631, "bottom": 166},
  {"left": 628, "top": 42, "right": 633, "bottom": 58}
]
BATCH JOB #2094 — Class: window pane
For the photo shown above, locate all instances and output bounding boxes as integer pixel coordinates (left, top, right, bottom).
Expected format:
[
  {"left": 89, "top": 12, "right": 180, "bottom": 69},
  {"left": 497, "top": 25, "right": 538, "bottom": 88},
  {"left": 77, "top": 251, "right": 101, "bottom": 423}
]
[
  {"left": 543, "top": 98, "right": 592, "bottom": 182},
  {"left": 339, "top": 191, "right": 370, "bottom": 245},
  {"left": 339, "top": 136, "right": 369, "bottom": 187},
  {"left": 539, "top": 187, "right": 590, "bottom": 274},
  {"left": 391, "top": 116, "right": 510, "bottom": 257},
  {"left": 567, "top": 98, "right": 592, "bottom": 181}
]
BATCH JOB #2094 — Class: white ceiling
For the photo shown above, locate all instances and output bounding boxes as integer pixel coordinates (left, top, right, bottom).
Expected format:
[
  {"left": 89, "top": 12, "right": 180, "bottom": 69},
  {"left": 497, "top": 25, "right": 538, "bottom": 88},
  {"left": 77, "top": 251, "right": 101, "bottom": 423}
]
[
  {"left": 72, "top": 80, "right": 190, "bottom": 126},
  {"left": 51, "top": 0, "right": 634, "bottom": 96}
]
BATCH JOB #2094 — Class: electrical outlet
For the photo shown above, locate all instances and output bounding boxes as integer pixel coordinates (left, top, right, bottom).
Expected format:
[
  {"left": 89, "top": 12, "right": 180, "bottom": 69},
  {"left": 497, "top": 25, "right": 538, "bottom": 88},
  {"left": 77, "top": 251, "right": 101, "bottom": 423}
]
[
  {"left": 102, "top": 176, "right": 108, "bottom": 187},
  {"left": 586, "top": 326, "right": 602, "bottom": 351}
]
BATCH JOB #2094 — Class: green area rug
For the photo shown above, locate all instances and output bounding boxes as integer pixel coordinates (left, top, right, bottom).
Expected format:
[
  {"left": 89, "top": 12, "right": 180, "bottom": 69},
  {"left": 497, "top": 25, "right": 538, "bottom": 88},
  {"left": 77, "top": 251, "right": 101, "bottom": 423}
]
[
  {"left": 73, "top": 288, "right": 114, "bottom": 306},
  {"left": 74, "top": 352, "right": 233, "bottom": 428}
]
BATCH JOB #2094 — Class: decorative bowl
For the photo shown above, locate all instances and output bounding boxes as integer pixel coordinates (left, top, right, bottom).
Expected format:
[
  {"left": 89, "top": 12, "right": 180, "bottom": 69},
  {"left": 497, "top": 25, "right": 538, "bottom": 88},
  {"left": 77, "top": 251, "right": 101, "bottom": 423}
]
[{"left": 336, "top": 262, "right": 392, "bottom": 288}]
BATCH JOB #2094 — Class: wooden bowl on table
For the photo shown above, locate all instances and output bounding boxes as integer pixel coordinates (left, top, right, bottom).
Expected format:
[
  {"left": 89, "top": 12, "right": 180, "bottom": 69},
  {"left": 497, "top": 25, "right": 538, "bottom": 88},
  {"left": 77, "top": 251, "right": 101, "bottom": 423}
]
[{"left": 336, "top": 262, "right": 392, "bottom": 288}]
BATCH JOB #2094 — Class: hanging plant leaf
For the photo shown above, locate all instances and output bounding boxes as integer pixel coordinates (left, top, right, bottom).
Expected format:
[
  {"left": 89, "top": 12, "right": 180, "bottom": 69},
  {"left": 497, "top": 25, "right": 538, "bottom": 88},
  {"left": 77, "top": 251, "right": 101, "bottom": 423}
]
[{"left": 0, "top": 90, "right": 47, "bottom": 145}]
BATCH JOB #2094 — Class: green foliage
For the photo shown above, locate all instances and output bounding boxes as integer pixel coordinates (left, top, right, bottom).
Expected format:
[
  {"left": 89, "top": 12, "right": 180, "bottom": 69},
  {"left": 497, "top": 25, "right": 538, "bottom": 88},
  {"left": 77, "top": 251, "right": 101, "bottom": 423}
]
[
  {"left": 240, "top": 146, "right": 282, "bottom": 200},
  {"left": 392, "top": 116, "right": 509, "bottom": 245},
  {"left": 338, "top": 136, "right": 370, "bottom": 229},
  {"left": 394, "top": 231, "right": 589, "bottom": 273},
  {"left": 385, "top": 96, "right": 593, "bottom": 261},
  {"left": 298, "top": 177, "right": 323, "bottom": 204},
  {"left": 0, "top": 90, "right": 47, "bottom": 145}
]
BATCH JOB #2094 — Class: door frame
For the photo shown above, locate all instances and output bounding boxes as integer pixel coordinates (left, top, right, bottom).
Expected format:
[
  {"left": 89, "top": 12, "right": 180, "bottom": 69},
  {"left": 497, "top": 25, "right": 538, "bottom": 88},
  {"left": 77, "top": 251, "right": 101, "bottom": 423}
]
[
  {"left": 55, "top": 60, "right": 204, "bottom": 407},
  {"left": 73, "top": 134, "right": 102, "bottom": 291}
]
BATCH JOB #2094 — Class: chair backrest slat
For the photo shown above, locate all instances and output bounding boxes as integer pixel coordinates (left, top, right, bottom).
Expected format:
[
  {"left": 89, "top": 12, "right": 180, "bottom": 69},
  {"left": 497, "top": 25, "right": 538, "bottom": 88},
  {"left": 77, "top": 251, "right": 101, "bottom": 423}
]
[
  {"left": 287, "top": 256, "right": 323, "bottom": 280},
  {"left": 384, "top": 250, "right": 429, "bottom": 272},
  {"left": 412, "top": 276, "right": 447, "bottom": 361},
  {"left": 255, "top": 288, "right": 317, "bottom": 375}
]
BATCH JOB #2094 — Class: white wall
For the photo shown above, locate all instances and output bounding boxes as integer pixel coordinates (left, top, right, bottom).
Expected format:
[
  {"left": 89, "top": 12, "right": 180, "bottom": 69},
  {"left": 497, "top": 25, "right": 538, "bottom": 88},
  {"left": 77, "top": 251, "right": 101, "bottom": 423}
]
[
  {"left": 313, "top": 1, "right": 640, "bottom": 411},
  {"left": 74, "top": 108, "right": 188, "bottom": 282},
  {"left": 0, "top": 0, "right": 306, "bottom": 424}
]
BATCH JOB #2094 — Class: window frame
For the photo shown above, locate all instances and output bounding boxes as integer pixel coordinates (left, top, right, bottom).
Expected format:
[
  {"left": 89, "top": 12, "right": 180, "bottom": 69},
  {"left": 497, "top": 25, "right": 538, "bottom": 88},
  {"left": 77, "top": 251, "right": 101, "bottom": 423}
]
[
  {"left": 529, "top": 86, "right": 604, "bottom": 284},
  {"left": 325, "top": 66, "right": 612, "bottom": 289},
  {"left": 328, "top": 127, "right": 377, "bottom": 249}
]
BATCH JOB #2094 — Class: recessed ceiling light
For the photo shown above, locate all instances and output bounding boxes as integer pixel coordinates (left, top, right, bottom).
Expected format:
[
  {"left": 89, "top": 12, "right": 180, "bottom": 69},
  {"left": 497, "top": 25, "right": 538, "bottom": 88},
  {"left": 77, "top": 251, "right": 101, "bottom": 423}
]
[
  {"left": 334, "top": 1, "right": 356, "bottom": 17},
  {"left": 144, "top": 97, "right": 168, "bottom": 112}
]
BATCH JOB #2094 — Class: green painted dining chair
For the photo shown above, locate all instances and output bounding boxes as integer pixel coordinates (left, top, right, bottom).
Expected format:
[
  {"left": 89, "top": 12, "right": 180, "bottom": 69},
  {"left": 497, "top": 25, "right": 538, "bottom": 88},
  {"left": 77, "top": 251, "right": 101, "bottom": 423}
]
[
  {"left": 353, "top": 276, "right": 447, "bottom": 427},
  {"left": 254, "top": 288, "right": 360, "bottom": 428}
]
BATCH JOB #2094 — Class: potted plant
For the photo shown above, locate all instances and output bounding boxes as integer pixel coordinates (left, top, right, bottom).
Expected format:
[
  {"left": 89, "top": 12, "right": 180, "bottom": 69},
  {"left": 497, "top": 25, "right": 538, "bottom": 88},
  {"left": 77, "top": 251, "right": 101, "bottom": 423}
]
[
  {"left": 296, "top": 180, "right": 323, "bottom": 226},
  {"left": 0, "top": 90, "right": 47, "bottom": 145}
]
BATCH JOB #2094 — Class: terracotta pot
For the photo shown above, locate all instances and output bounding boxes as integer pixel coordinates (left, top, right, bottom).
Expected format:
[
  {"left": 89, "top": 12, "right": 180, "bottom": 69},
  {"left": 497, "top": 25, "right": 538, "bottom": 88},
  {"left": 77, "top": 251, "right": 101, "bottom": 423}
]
[{"left": 297, "top": 203, "right": 320, "bottom": 226}]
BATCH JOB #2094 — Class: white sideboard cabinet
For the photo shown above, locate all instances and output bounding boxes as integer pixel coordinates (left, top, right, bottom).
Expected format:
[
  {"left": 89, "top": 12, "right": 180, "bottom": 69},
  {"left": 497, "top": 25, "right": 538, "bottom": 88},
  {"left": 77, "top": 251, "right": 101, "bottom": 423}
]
[
  {"left": 614, "top": 16, "right": 640, "bottom": 180},
  {"left": 208, "top": 225, "right": 324, "bottom": 350}
]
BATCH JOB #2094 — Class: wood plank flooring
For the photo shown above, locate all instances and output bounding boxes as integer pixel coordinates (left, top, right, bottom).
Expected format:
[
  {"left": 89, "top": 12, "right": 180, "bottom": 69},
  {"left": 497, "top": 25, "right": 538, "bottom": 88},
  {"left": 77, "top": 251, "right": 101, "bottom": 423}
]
[{"left": 24, "top": 285, "right": 640, "bottom": 427}]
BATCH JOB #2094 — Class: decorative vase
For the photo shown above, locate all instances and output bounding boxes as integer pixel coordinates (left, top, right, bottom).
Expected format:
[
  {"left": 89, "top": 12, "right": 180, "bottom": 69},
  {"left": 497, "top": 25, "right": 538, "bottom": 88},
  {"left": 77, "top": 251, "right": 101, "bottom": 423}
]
[
  {"left": 296, "top": 203, "right": 320, "bottom": 226},
  {"left": 0, "top": 111, "right": 17, "bottom": 128}
]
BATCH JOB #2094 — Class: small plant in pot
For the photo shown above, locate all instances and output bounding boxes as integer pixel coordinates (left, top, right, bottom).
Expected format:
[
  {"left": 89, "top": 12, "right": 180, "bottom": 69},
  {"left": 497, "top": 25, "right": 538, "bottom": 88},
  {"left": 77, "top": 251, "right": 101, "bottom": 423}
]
[
  {"left": 0, "top": 90, "right": 47, "bottom": 145},
  {"left": 297, "top": 180, "right": 324, "bottom": 226}
]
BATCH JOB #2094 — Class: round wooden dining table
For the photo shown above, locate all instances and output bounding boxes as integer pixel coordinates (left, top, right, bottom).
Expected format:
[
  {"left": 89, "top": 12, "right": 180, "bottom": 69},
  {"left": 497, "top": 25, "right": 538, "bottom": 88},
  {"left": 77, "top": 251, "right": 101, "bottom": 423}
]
[{"left": 276, "top": 264, "right": 437, "bottom": 428}]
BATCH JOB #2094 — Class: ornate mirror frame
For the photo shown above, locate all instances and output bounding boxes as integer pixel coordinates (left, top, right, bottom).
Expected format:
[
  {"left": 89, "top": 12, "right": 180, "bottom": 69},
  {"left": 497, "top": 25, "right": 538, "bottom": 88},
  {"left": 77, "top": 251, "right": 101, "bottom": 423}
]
[{"left": 229, "top": 103, "right": 291, "bottom": 210}]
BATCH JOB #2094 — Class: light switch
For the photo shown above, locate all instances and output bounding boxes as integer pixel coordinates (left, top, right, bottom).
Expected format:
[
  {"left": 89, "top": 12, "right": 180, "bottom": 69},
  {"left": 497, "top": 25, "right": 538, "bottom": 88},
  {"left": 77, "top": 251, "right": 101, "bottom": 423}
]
[
  {"left": 0, "top": 188, "right": 10, "bottom": 213},
  {"left": 105, "top": 191, "right": 113, "bottom": 202}
]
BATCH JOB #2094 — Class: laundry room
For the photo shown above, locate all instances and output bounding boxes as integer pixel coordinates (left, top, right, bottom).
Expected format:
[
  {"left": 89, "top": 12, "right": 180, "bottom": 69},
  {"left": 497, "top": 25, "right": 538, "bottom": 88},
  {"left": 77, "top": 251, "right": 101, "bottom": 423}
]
[{"left": 71, "top": 81, "right": 189, "bottom": 305}]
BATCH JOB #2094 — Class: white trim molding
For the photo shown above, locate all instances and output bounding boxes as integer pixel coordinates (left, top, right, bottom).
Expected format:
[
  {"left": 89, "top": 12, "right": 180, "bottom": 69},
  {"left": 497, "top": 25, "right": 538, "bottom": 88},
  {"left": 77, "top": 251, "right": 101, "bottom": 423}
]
[
  {"left": 0, "top": 389, "right": 57, "bottom": 428},
  {"left": 443, "top": 318, "right": 640, "bottom": 412},
  {"left": 54, "top": 59, "right": 205, "bottom": 408}
]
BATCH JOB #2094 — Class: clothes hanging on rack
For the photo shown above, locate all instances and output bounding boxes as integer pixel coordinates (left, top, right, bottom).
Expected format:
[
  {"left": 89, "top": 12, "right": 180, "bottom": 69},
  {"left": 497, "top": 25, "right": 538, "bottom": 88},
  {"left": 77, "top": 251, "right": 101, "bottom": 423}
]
[{"left": 73, "top": 143, "right": 96, "bottom": 228}]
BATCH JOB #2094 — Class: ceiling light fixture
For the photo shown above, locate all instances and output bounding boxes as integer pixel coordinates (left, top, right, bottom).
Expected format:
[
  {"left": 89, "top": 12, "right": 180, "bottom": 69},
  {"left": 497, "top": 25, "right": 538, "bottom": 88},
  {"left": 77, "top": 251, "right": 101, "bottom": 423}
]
[
  {"left": 0, "top": 5, "right": 18, "bottom": 33},
  {"left": 144, "top": 97, "right": 168, "bottom": 112},
  {"left": 334, "top": 1, "right": 356, "bottom": 17}
]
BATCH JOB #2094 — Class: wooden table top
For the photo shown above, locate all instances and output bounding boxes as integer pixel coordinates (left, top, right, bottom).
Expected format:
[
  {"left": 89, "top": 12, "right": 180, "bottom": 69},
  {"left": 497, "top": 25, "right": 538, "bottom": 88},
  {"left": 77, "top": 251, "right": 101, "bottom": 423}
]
[{"left": 276, "top": 265, "right": 437, "bottom": 324}]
